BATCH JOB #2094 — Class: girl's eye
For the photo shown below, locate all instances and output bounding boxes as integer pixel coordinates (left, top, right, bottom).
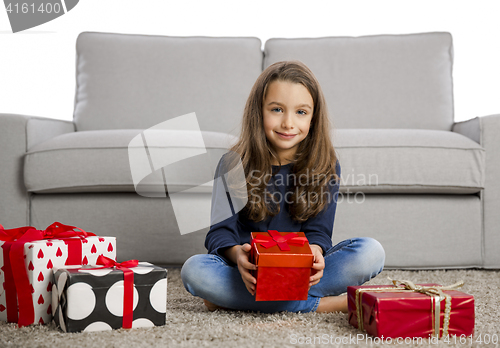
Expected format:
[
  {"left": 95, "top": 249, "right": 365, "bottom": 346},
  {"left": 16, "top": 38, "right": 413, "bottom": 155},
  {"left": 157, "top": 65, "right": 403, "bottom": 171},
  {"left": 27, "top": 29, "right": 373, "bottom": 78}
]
[{"left": 271, "top": 108, "right": 307, "bottom": 115}]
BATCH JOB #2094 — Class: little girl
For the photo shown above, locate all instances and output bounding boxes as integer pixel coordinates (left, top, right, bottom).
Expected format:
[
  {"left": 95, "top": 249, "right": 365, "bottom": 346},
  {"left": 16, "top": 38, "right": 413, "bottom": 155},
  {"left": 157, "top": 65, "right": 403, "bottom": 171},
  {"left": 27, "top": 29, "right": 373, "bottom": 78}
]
[{"left": 181, "top": 60, "right": 385, "bottom": 313}]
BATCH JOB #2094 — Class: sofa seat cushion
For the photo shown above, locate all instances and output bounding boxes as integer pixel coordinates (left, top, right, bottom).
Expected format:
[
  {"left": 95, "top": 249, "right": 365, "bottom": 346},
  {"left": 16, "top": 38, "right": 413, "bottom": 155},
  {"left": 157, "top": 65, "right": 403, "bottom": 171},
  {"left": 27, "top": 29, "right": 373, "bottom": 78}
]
[
  {"left": 24, "top": 130, "right": 236, "bottom": 194},
  {"left": 334, "top": 129, "right": 485, "bottom": 194}
]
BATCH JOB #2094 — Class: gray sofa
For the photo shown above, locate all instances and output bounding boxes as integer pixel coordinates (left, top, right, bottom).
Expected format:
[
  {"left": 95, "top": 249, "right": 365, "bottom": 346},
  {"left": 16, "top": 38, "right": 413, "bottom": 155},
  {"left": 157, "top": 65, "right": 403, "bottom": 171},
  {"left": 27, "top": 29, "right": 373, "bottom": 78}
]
[{"left": 1, "top": 31, "right": 498, "bottom": 269}]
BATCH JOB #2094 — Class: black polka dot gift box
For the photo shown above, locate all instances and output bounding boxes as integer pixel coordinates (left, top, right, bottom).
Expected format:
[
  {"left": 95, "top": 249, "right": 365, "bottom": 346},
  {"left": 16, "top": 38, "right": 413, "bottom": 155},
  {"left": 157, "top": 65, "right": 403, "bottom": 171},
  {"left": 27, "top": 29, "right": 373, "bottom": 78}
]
[{"left": 51, "top": 256, "right": 167, "bottom": 332}]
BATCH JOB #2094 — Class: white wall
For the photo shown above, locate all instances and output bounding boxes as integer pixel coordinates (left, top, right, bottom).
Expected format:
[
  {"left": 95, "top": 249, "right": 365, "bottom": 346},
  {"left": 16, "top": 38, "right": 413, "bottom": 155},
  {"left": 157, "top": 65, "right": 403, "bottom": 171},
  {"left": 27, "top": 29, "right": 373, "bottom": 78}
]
[{"left": 0, "top": 0, "right": 498, "bottom": 123}]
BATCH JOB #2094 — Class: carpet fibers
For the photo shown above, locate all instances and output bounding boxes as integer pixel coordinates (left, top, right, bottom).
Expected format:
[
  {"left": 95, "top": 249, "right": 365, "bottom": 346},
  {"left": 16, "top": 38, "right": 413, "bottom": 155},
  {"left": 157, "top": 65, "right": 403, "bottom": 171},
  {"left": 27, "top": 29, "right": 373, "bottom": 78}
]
[{"left": 1, "top": 268, "right": 499, "bottom": 348}]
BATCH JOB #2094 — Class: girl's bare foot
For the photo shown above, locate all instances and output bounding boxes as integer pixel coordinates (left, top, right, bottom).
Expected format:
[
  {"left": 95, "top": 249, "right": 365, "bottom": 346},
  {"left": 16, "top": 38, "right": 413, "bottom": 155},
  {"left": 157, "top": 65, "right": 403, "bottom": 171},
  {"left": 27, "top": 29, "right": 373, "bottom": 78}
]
[
  {"left": 203, "top": 299, "right": 222, "bottom": 311},
  {"left": 316, "top": 294, "right": 348, "bottom": 313}
]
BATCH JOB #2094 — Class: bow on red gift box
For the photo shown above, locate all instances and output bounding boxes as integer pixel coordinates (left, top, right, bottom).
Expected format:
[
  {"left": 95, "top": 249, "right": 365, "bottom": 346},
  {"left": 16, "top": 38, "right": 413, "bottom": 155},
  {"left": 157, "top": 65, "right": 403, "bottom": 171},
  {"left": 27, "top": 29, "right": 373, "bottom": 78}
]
[
  {"left": 89, "top": 255, "right": 139, "bottom": 329},
  {"left": 252, "top": 230, "right": 308, "bottom": 251},
  {"left": 0, "top": 222, "right": 95, "bottom": 327}
]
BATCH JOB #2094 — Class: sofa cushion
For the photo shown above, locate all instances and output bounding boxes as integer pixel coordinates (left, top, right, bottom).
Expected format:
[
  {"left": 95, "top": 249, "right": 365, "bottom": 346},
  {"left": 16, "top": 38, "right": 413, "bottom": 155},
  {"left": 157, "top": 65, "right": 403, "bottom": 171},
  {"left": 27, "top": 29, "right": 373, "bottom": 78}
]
[
  {"left": 74, "top": 32, "right": 262, "bottom": 136},
  {"left": 24, "top": 130, "right": 236, "bottom": 194},
  {"left": 264, "top": 32, "right": 454, "bottom": 131},
  {"left": 334, "top": 129, "right": 485, "bottom": 194}
]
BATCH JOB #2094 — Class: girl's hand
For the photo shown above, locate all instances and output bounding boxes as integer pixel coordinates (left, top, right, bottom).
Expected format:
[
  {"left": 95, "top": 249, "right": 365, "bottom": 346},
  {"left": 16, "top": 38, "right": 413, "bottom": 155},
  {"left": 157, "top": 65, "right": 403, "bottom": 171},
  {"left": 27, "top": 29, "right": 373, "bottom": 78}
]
[
  {"left": 225, "top": 244, "right": 257, "bottom": 296},
  {"left": 309, "top": 244, "right": 325, "bottom": 289},
  {"left": 236, "top": 244, "right": 257, "bottom": 295}
]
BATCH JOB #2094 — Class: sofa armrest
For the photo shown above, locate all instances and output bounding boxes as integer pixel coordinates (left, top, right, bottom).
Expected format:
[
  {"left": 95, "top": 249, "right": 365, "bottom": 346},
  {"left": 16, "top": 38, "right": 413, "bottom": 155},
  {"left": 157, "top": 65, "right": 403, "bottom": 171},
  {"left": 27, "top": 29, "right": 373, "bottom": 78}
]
[
  {"left": 453, "top": 114, "right": 500, "bottom": 268},
  {"left": 0, "top": 114, "right": 75, "bottom": 228},
  {"left": 26, "top": 116, "right": 75, "bottom": 150},
  {"left": 452, "top": 116, "right": 481, "bottom": 144}
]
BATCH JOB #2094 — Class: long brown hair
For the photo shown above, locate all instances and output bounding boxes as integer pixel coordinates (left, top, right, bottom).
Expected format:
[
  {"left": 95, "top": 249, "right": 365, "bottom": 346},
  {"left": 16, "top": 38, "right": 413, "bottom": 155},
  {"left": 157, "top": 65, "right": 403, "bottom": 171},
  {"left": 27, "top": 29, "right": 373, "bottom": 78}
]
[{"left": 226, "top": 60, "right": 339, "bottom": 223}]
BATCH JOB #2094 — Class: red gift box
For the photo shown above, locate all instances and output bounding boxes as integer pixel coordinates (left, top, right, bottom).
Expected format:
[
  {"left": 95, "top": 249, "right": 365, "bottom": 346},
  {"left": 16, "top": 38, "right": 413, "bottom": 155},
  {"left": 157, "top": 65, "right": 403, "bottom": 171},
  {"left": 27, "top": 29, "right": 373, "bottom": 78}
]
[
  {"left": 250, "top": 230, "right": 313, "bottom": 301},
  {"left": 348, "top": 280, "right": 475, "bottom": 339}
]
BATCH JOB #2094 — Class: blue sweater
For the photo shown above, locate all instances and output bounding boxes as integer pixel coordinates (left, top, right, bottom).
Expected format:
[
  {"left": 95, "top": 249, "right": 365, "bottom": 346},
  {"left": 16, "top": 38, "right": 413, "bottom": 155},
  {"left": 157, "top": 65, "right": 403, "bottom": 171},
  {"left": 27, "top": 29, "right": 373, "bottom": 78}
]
[{"left": 205, "top": 155, "right": 341, "bottom": 260}]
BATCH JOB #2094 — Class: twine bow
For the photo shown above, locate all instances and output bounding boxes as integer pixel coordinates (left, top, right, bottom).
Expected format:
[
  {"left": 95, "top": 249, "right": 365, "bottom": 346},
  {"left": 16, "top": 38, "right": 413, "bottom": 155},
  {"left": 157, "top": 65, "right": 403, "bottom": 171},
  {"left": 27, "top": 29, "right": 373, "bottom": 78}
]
[{"left": 355, "top": 277, "right": 465, "bottom": 338}]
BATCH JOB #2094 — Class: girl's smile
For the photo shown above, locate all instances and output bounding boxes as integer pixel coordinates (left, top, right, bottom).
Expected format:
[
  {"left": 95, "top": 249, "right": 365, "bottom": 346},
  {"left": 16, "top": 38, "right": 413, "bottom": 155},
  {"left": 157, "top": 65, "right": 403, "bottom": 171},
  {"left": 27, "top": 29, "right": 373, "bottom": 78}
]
[
  {"left": 275, "top": 131, "right": 297, "bottom": 140},
  {"left": 262, "top": 80, "right": 314, "bottom": 164}
]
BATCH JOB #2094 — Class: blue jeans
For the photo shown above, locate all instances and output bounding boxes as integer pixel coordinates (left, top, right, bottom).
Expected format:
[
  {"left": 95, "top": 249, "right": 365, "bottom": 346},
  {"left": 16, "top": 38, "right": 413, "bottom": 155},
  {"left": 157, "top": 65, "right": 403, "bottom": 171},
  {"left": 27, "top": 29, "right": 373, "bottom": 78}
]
[{"left": 181, "top": 237, "right": 385, "bottom": 313}]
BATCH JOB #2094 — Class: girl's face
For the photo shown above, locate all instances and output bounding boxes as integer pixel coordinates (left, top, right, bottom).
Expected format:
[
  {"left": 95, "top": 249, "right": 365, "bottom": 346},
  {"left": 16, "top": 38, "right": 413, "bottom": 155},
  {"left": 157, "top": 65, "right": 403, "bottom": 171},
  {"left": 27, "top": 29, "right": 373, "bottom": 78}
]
[{"left": 262, "top": 80, "right": 314, "bottom": 165}]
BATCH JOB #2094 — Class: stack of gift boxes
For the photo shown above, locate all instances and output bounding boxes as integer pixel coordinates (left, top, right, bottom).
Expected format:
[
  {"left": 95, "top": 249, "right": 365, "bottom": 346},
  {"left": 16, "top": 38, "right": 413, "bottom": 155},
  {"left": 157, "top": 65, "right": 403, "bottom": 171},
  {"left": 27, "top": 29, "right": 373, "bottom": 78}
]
[{"left": 0, "top": 222, "right": 167, "bottom": 332}]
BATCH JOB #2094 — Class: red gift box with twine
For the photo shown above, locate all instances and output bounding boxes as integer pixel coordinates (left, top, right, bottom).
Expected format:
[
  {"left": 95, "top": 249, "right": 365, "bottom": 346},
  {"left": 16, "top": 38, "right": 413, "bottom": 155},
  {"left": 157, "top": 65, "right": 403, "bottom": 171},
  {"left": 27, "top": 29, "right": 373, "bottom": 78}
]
[
  {"left": 250, "top": 230, "right": 313, "bottom": 301},
  {"left": 348, "top": 278, "right": 475, "bottom": 339}
]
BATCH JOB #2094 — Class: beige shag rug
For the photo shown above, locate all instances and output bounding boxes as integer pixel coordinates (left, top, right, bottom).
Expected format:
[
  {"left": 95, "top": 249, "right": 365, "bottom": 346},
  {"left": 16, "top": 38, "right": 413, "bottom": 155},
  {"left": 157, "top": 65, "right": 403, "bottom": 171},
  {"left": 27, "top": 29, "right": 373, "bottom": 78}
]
[{"left": 1, "top": 268, "right": 499, "bottom": 348}]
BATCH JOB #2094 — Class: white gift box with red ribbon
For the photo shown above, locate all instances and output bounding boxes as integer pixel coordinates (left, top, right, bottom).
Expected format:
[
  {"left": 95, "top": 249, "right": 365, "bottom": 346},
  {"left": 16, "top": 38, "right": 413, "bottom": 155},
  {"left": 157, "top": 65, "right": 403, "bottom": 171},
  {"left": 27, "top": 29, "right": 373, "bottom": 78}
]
[{"left": 0, "top": 234, "right": 116, "bottom": 325}]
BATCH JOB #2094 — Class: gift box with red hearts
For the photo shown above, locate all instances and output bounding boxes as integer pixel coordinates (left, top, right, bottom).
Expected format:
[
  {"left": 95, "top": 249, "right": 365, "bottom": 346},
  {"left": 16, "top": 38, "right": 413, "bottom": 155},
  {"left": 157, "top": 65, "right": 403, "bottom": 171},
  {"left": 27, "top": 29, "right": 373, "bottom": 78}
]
[
  {"left": 250, "top": 230, "right": 314, "bottom": 301},
  {"left": 0, "top": 222, "right": 116, "bottom": 326}
]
